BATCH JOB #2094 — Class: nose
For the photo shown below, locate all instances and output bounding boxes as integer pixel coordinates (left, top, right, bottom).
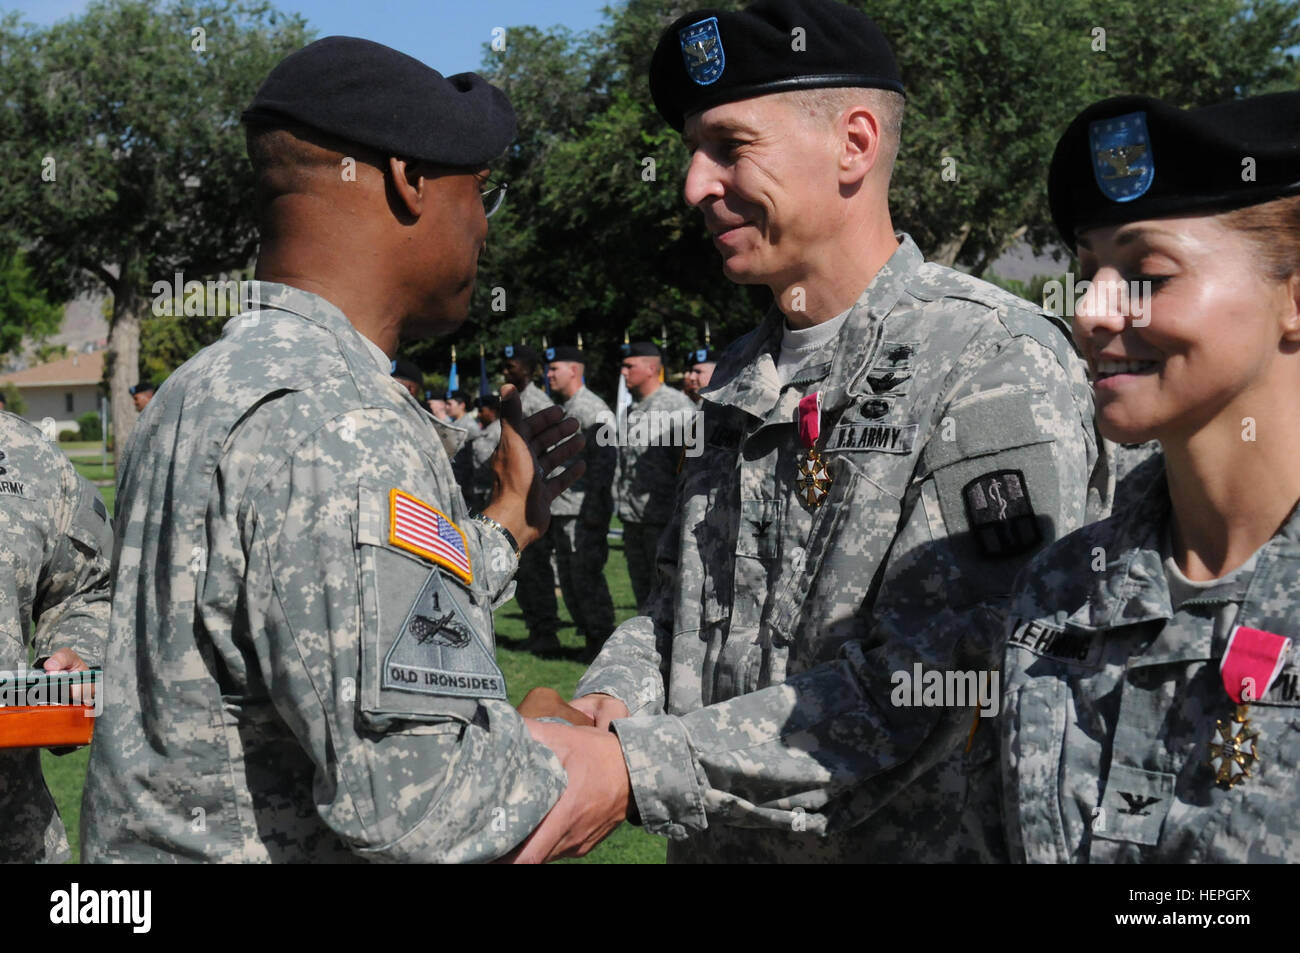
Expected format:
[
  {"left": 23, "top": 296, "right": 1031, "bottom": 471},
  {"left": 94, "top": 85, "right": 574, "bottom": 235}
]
[
  {"left": 684, "top": 147, "right": 725, "bottom": 208},
  {"left": 1073, "top": 266, "right": 1130, "bottom": 350}
]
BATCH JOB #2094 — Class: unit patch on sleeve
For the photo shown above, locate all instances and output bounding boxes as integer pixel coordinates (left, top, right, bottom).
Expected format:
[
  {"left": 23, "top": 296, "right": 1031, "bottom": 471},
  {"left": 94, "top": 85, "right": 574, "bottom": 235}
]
[
  {"left": 963, "top": 469, "right": 1042, "bottom": 557},
  {"left": 388, "top": 489, "right": 472, "bottom": 584},
  {"left": 383, "top": 568, "right": 507, "bottom": 701}
]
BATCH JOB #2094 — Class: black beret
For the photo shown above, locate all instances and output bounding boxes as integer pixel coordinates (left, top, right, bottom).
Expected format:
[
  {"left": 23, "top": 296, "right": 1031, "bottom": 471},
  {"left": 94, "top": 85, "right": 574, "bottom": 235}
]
[
  {"left": 502, "top": 344, "right": 540, "bottom": 366},
  {"left": 620, "top": 341, "right": 661, "bottom": 358},
  {"left": 390, "top": 357, "right": 423, "bottom": 383},
  {"left": 1049, "top": 91, "right": 1300, "bottom": 246},
  {"left": 129, "top": 382, "right": 155, "bottom": 396},
  {"left": 242, "top": 36, "right": 515, "bottom": 167},
  {"left": 544, "top": 345, "right": 584, "bottom": 363},
  {"left": 685, "top": 347, "right": 717, "bottom": 365},
  {"left": 650, "top": 0, "right": 904, "bottom": 132}
]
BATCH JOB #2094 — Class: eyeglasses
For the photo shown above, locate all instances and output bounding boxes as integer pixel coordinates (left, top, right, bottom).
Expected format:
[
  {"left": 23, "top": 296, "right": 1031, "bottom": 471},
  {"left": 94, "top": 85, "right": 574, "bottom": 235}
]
[
  {"left": 407, "top": 162, "right": 507, "bottom": 218},
  {"left": 481, "top": 178, "right": 508, "bottom": 218}
]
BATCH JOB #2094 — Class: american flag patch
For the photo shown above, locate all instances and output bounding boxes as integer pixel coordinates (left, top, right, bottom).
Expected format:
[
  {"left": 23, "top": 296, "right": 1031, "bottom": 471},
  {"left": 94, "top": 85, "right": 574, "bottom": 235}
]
[{"left": 388, "top": 490, "right": 473, "bottom": 584}]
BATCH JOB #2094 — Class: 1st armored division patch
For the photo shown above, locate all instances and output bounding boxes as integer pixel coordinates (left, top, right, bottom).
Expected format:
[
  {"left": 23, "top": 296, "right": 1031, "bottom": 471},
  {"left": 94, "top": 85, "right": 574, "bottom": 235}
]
[{"left": 383, "top": 568, "right": 507, "bottom": 701}]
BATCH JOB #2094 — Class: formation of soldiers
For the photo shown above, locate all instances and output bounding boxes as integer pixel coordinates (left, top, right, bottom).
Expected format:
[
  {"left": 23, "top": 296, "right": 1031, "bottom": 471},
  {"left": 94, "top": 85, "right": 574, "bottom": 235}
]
[{"left": 3, "top": 0, "right": 1299, "bottom": 868}]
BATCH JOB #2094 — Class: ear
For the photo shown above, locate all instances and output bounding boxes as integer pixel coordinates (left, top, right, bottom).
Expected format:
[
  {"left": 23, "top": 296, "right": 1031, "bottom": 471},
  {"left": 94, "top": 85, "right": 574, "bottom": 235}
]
[
  {"left": 1281, "top": 271, "right": 1300, "bottom": 344},
  {"left": 387, "top": 156, "right": 424, "bottom": 218},
  {"left": 839, "top": 106, "right": 882, "bottom": 186}
]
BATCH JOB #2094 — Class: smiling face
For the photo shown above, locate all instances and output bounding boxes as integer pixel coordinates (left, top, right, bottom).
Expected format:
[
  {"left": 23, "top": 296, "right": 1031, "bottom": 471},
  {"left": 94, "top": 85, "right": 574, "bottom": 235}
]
[
  {"left": 1072, "top": 213, "right": 1299, "bottom": 445},
  {"left": 682, "top": 95, "right": 844, "bottom": 289}
]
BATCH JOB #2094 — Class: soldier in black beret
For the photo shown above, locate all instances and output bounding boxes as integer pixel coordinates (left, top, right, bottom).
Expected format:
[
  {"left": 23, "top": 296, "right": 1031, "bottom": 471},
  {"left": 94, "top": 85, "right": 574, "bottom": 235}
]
[
  {"left": 389, "top": 357, "right": 424, "bottom": 399},
  {"left": 995, "top": 91, "right": 1300, "bottom": 864},
  {"left": 129, "top": 382, "right": 156, "bottom": 412},
  {"left": 498, "top": 342, "right": 562, "bottom": 654},
  {"left": 522, "top": 0, "right": 1108, "bottom": 866},
  {"left": 82, "top": 36, "right": 590, "bottom": 863},
  {"left": 682, "top": 346, "right": 718, "bottom": 405}
]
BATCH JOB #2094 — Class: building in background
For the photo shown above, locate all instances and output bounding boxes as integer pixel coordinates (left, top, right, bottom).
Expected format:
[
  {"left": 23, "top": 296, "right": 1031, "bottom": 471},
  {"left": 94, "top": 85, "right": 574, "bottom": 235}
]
[{"left": 0, "top": 349, "right": 105, "bottom": 433}]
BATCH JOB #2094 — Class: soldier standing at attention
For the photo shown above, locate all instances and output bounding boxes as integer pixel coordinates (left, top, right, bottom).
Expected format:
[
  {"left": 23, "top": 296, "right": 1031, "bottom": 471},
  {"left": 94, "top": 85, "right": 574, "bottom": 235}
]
[
  {"left": 615, "top": 341, "right": 695, "bottom": 612},
  {"left": 990, "top": 92, "right": 1300, "bottom": 862},
  {"left": 544, "top": 345, "right": 617, "bottom": 661},
  {"left": 81, "top": 36, "right": 588, "bottom": 863},
  {"left": 682, "top": 346, "right": 718, "bottom": 406},
  {"left": 446, "top": 390, "right": 478, "bottom": 435},
  {"left": 0, "top": 412, "right": 112, "bottom": 863},
  {"left": 509, "top": 0, "right": 1107, "bottom": 864},
  {"left": 500, "top": 344, "right": 563, "bottom": 655}
]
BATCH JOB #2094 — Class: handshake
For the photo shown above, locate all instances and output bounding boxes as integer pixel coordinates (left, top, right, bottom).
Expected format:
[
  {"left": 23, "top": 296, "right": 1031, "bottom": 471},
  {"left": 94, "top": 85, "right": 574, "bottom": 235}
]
[{"left": 507, "top": 687, "right": 635, "bottom": 864}]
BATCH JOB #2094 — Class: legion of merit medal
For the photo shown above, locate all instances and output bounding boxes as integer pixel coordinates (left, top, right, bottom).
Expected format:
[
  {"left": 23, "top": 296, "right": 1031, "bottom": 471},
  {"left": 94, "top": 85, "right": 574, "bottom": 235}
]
[
  {"left": 1207, "top": 625, "right": 1291, "bottom": 788},
  {"left": 796, "top": 391, "right": 832, "bottom": 507}
]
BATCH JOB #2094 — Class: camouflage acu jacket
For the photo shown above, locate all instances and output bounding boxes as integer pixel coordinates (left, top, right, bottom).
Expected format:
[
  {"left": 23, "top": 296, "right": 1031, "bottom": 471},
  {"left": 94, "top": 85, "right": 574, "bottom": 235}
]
[
  {"left": 614, "top": 383, "right": 696, "bottom": 525},
  {"left": 551, "top": 385, "right": 616, "bottom": 522},
  {"left": 992, "top": 473, "right": 1300, "bottom": 862},
  {"left": 577, "top": 235, "right": 1109, "bottom": 862},
  {"left": 0, "top": 413, "right": 112, "bottom": 863},
  {"left": 81, "top": 282, "right": 565, "bottom": 863}
]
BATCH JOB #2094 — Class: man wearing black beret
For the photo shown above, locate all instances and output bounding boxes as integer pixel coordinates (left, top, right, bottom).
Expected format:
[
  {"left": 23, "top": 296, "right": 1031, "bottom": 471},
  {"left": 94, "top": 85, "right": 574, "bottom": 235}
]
[
  {"left": 499, "top": 343, "right": 565, "bottom": 655},
  {"left": 83, "top": 36, "right": 595, "bottom": 863},
  {"left": 544, "top": 345, "right": 618, "bottom": 662},
  {"left": 516, "top": 0, "right": 1108, "bottom": 864},
  {"left": 682, "top": 346, "right": 717, "bottom": 406}
]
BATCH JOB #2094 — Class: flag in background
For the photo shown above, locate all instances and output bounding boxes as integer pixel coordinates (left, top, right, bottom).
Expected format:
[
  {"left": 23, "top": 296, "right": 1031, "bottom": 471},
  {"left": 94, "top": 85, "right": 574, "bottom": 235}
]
[
  {"left": 447, "top": 345, "right": 459, "bottom": 396},
  {"left": 479, "top": 344, "right": 490, "bottom": 399}
]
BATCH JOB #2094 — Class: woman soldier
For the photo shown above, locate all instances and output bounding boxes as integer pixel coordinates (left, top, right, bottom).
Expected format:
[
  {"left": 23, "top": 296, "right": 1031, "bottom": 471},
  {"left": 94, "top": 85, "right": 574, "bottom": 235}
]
[{"left": 993, "top": 91, "right": 1300, "bottom": 862}]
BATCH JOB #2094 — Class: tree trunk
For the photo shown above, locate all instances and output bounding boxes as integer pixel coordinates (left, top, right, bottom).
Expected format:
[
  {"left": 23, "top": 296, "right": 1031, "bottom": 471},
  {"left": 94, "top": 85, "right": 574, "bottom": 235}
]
[
  {"left": 970, "top": 224, "right": 1029, "bottom": 280},
  {"left": 931, "top": 222, "right": 972, "bottom": 268},
  {"left": 106, "top": 279, "right": 142, "bottom": 469}
]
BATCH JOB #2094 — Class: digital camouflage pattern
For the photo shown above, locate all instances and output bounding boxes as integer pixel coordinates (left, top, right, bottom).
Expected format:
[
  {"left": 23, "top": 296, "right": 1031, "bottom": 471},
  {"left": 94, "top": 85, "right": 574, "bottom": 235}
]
[
  {"left": 614, "top": 382, "right": 695, "bottom": 526},
  {"left": 0, "top": 412, "right": 112, "bottom": 863},
  {"left": 991, "top": 471, "right": 1300, "bottom": 862},
  {"left": 81, "top": 283, "right": 566, "bottom": 863},
  {"left": 549, "top": 385, "right": 617, "bottom": 646},
  {"left": 511, "top": 381, "right": 562, "bottom": 643},
  {"left": 577, "top": 235, "right": 1110, "bottom": 862},
  {"left": 615, "top": 382, "right": 696, "bottom": 609},
  {"left": 466, "top": 419, "right": 501, "bottom": 512}
]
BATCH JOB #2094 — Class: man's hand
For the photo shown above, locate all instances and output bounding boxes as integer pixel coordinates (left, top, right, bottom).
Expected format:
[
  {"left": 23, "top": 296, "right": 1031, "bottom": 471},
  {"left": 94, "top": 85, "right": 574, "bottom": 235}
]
[
  {"left": 569, "top": 693, "right": 630, "bottom": 731},
  {"left": 42, "top": 648, "right": 94, "bottom": 706},
  {"left": 483, "top": 383, "right": 585, "bottom": 550},
  {"left": 516, "top": 687, "right": 596, "bottom": 727},
  {"left": 510, "top": 719, "right": 631, "bottom": 864}
]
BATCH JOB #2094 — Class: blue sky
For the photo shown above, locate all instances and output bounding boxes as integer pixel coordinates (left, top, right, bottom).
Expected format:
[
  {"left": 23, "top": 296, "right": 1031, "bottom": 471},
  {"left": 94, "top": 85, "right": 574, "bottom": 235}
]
[{"left": 3, "top": 0, "right": 613, "bottom": 75}]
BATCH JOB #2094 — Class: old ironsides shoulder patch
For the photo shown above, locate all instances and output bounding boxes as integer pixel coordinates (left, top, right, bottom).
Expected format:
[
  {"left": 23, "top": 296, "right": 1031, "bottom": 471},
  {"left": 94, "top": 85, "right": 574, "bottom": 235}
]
[
  {"left": 384, "top": 569, "right": 507, "bottom": 701},
  {"left": 389, "top": 489, "right": 472, "bottom": 584},
  {"left": 963, "top": 469, "right": 1042, "bottom": 558},
  {"left": 680, "top": 16, "right": 725, "bottom": 86}
]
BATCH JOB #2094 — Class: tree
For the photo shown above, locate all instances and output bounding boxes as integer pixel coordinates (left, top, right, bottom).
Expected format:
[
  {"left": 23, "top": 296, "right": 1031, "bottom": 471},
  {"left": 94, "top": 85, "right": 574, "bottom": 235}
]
[
  {"left": 0, "top": 0, "right": 312, "bottom": 462},
  {"left": 426, "top": 0, "right": 1299, "bottom": 400},
  {"left": 0, "top": 250, "right": 63, "bottom": 360}
]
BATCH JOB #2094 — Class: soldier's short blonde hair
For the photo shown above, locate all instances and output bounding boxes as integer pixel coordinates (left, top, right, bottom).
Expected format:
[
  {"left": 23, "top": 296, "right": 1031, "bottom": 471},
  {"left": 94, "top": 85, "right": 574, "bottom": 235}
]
[{"left": 782, "top": 87, "right": 904, "bottom": 175}]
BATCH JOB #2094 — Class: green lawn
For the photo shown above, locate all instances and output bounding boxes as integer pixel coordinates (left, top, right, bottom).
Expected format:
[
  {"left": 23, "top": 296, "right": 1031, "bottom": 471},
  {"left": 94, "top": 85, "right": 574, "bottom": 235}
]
[{"left": 49, "top": 464, "right": 664, "bottom": 863}]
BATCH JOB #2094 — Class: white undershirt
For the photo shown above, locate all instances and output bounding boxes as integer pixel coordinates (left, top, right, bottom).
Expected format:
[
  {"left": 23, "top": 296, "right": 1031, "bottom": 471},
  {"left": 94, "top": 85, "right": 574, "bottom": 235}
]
[{"left": 776, "top": 307, "right": 851, "bottom": 386}]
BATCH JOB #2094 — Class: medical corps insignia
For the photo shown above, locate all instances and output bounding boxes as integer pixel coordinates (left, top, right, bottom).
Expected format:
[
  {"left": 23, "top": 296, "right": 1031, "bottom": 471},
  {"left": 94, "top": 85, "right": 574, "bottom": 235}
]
[
  {"left": 680, "top": 16, "right": 725, "bottom": 86},
  {"left": 1089, "top": 111, "right": 1155, "bottom": 202},
  {"left": 963, "top": 469, "right": 1041, "bottom": 558}
]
